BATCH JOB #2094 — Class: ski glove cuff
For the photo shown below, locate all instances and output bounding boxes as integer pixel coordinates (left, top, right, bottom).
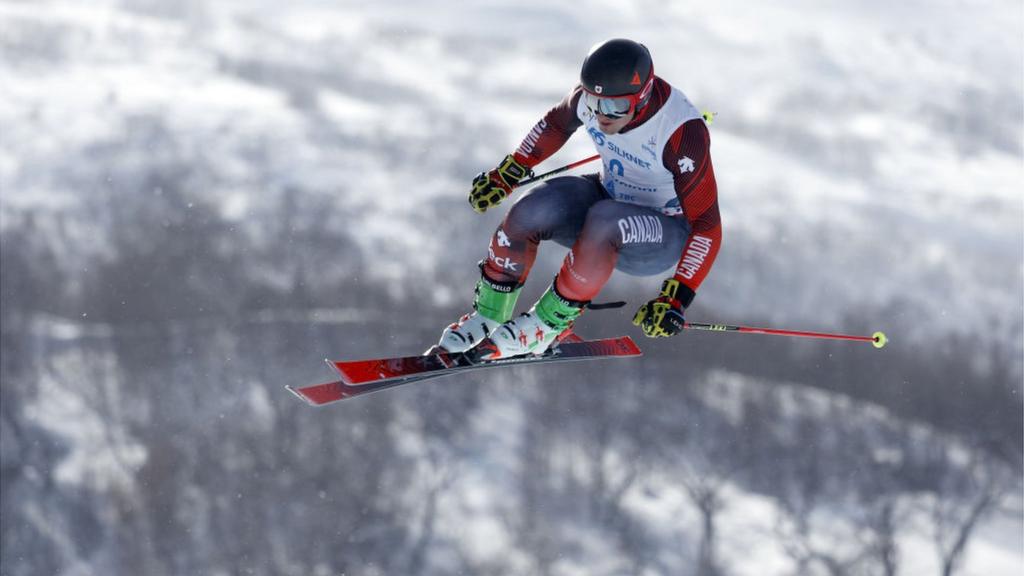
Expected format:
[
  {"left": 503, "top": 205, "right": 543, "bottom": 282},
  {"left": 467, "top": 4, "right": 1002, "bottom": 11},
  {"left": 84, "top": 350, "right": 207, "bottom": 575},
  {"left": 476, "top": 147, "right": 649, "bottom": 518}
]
[
  {"left": 469, "top": 154, "right": 532, "bottom": 214},
  {"left": 632, "top": 278, "right": 688, "bottom": 338}
]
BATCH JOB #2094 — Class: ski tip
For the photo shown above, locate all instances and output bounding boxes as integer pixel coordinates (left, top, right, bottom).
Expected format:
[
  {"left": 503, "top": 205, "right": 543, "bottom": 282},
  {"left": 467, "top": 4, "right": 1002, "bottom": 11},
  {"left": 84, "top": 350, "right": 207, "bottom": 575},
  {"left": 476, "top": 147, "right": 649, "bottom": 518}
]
[
  {"left": 287, "top": 381, "right": 349, "bottom": 406},
  {"left": 324, "top": 357, "right": 343, "bottom": 376},
  {"left": 285, "top": 385, "right": 316, "bottom": 406}
]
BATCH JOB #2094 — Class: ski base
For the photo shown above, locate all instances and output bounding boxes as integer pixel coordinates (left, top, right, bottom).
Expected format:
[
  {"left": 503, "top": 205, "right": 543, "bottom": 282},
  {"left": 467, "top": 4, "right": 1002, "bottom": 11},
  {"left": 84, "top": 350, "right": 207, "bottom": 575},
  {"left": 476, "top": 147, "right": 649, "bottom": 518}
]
[{"left": 287, "top": 335, "right": 641, "bottom": 406}]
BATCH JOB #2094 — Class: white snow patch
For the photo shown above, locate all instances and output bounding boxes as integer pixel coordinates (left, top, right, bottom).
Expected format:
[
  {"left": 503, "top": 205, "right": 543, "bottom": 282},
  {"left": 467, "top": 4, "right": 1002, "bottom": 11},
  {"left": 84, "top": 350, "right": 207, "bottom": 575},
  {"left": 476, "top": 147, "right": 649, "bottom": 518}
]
[{"left": 25, "top": 350, "right": 147, "bottom": 493}]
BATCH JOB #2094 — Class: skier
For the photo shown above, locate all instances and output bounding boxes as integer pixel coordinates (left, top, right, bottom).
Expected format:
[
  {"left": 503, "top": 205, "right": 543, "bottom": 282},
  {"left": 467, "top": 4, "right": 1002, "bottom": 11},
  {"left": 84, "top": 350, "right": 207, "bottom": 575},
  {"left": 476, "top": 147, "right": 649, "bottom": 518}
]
[{"left": 437, "top": 38, "right": 721, "bottom": 360}]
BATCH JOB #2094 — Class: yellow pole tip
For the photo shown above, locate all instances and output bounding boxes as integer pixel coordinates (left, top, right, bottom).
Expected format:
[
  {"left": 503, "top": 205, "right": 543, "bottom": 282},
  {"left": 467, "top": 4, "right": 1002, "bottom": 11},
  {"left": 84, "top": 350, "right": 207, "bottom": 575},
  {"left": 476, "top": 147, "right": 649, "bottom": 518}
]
[{"left": 872, "top": 331, "right": 888, "bottom": 349}]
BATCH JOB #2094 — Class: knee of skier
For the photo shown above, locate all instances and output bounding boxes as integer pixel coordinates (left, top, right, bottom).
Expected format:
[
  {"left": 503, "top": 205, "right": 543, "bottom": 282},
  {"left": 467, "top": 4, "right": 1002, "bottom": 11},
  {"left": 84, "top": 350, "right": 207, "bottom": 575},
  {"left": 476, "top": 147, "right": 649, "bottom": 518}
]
[
  {"left": 502, "top": 186, "right": 563, "bottom": 240},
  {"left": 580, "top": 200, "right": 625, "bottom": 249}
]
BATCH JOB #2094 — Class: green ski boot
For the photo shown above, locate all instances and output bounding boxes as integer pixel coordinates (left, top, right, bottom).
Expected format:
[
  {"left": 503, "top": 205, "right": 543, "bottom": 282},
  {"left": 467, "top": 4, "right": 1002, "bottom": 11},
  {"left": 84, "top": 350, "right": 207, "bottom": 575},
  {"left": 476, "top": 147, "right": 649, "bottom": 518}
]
[
  {"left": 479, "top": 283, "right": 585, "bottom": 359},
  {"left": 436, "top": 275, "right": 521, "bottom": 353}
]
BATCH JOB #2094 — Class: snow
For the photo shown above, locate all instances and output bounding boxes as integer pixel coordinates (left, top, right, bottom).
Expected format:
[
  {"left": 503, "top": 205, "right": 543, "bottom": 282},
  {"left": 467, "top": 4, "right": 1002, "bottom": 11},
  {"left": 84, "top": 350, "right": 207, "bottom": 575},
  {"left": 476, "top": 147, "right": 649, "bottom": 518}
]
[{"left": 25, "top": 346, "right": 147, "bottom": 494}]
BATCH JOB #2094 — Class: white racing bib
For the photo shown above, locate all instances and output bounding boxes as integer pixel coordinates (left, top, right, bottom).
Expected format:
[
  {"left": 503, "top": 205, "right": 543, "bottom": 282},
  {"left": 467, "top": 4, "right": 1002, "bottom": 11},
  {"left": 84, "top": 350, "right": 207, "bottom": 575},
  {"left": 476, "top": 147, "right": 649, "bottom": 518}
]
[{"left": 577, "top": 88, "right": 703, "bottom": 216}]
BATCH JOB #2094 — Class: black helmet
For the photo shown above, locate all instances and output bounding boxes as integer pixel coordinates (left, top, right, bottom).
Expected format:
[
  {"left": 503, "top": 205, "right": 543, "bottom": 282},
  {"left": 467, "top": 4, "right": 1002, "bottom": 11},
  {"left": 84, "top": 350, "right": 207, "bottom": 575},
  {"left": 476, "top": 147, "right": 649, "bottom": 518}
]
[{"left": 580, "top": 39, "right": 655, "bottom": 117}]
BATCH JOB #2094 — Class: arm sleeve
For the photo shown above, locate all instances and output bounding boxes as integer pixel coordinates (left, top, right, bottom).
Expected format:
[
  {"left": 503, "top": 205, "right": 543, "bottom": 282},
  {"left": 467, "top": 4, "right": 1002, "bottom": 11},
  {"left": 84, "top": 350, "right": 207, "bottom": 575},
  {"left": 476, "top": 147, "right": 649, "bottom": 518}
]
[
  {"left": 662, "top": 118, "right": 722, "bottom": 305},
  {"left": 512, "top": 86, "right": 585, "bottom": 167}
]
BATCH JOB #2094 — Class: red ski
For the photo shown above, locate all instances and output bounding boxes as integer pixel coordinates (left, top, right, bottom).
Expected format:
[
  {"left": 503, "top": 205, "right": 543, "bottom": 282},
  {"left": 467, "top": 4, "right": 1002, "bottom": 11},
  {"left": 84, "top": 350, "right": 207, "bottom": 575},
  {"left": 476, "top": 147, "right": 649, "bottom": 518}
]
[{"left": 286, "top": 336, "right": 641, "bottom": 406}]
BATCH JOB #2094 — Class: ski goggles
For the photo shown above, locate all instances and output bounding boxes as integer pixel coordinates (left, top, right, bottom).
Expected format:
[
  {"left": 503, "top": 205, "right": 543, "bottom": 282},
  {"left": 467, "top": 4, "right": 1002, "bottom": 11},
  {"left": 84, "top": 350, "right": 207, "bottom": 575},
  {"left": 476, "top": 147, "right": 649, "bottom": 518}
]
[
  {"left": 581, "top": 73, "right": 655, "bottom": 119},
  {"left": 582, "top": 91, "right": 636, "bottom": 118}
]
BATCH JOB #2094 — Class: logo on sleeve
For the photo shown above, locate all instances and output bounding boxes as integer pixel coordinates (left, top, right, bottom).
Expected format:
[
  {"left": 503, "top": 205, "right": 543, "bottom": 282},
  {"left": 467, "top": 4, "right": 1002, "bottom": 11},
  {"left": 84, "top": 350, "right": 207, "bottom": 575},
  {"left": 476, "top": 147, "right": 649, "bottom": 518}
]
[
  {"left": 676, "top": 235, "right": 714, "bottom": 279},
  {"left": 677, "top": 157, "right": 695, "bottom": 174},
  {"left": 516, "top": 120, "right": 548, "bottom": 157}
]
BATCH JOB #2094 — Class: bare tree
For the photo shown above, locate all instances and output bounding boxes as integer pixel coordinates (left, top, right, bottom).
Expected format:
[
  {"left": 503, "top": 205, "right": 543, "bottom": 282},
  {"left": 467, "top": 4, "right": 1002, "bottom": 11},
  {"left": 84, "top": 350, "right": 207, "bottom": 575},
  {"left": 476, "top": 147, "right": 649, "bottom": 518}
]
[
  {"left": 682, "top": 466, "right": 728, "bottom": 576},
  {"left": 927, "top": 449, "right": 1013, "bottom": 576}
]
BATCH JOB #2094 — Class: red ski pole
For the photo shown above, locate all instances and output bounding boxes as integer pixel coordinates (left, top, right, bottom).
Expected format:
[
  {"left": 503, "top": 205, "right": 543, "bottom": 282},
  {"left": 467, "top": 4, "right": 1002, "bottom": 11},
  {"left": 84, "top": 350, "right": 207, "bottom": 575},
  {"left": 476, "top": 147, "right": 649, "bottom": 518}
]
[
  {"left": 516, "top": 154, "right": 601, "bottom": 188},
  {"left": 684, "top": 322, "right": 888, "bottom": 349}
]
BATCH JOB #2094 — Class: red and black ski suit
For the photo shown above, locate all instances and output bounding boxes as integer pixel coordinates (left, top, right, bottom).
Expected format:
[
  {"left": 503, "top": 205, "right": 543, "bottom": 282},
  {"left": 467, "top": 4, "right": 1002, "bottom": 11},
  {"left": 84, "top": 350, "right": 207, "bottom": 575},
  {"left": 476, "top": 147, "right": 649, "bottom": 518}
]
[{"left": 482, "top": 77, "right": 721, "bottom": 309}]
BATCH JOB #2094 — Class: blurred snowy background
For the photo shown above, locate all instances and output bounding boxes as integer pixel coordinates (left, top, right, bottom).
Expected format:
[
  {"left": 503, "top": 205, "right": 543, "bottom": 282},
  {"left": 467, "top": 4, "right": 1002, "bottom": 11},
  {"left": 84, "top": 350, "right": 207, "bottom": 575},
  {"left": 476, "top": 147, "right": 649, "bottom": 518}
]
[{"left": 1, "top": 0, "right": 1022, "bottom": 575}]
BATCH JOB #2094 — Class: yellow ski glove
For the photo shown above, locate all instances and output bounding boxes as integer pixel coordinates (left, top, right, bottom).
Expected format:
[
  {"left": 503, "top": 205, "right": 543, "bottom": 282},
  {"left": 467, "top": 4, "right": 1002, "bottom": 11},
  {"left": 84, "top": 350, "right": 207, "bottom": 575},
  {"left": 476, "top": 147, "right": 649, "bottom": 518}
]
[
  {"left": 633, "top": 278, "right": 688, "bottom": 338},
  {"left": 469, "top": 154, "right": 532, "bottom": 214}
]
